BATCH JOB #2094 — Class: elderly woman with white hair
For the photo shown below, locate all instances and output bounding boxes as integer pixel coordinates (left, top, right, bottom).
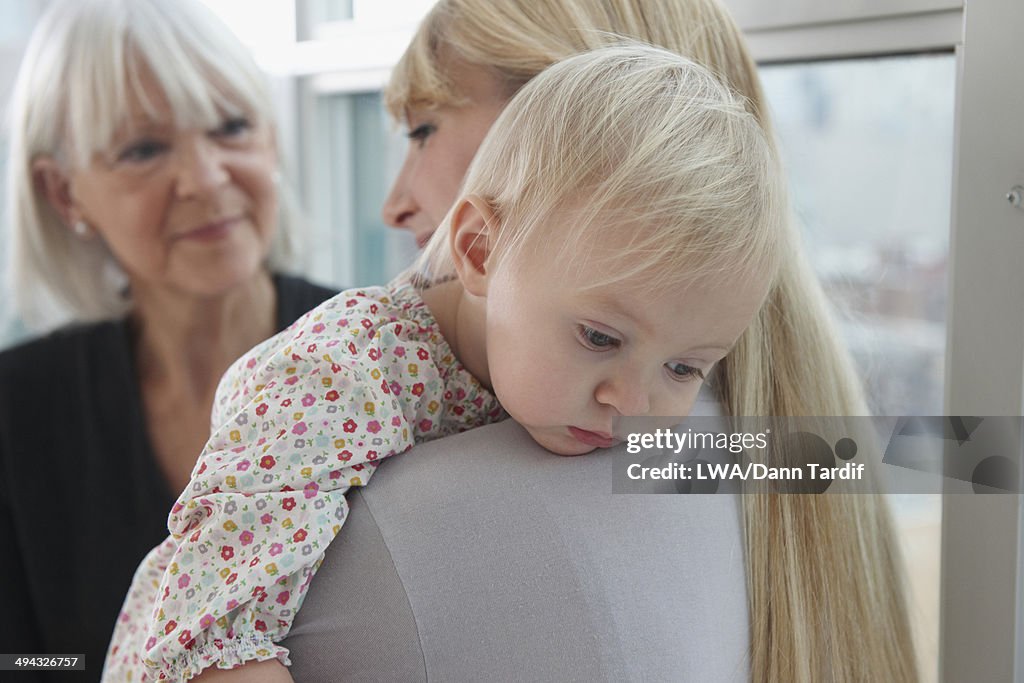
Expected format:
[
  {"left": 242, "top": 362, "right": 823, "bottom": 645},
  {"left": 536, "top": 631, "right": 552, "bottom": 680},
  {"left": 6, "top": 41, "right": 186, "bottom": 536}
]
[{"left": 0, "top": 0, "right": 334, "bottom": 677}]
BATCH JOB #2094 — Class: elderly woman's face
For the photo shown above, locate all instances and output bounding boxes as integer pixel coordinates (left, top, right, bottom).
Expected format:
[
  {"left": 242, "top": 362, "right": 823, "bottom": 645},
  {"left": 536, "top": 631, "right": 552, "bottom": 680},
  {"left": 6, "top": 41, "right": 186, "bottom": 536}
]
[
  {"left": 67, "top": 73, "right": 278, "bottom": 299},
  {"left": 381, "top": 61, "right": 508, "bottom": 248}
]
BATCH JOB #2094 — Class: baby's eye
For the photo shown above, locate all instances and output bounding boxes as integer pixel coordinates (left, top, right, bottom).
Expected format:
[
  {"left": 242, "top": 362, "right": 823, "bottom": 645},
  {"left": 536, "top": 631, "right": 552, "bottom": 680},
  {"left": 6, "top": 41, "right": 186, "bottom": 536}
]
[
  {"left": 578, "top": 325, "right": 620, "bottom": 351},
  {"left": 116, "top": 139, "right": 167, "bottom": 164},
  {"left": 406, "top": 123, "right": 436, "bottom": 147},
  {"left": 665, "top": 362, "right": 705, "bottom": 382}
]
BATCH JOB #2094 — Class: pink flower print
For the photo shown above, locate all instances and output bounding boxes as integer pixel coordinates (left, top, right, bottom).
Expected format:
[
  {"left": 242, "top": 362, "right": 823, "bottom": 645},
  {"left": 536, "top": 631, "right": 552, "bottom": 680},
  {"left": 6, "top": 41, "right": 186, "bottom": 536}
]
[
  {"left": 453, "top": 405, "right": 465, "bottom": 416},
  {"left": 343, "top": 419, "right": 357, "bottom": 433},
  {"left": 380, "top": 380, "right": 390, "bottom": 394},
  {"left": 239, "top": 531, "right": 254, "bottom": 546},
  {"left": 325, "top": 390, "right": 340, "bottom": 401},
  {"left": 281, "top": 497, "right": 296, "bottom": 511},
  {"left": 347, "top": 341, "right": 357, "bottom": 355},
  {"left": 394, "top": 346, "right": 406, "bottom": 357},
  {"left": 368, "top": 348, "right": 381, "bottom": 361},
  {"left": 369, "top": 303, "right": 379, "bottom": 314},
  {"left": 444, "top": 390, "right": 453, "bottom": 401},
  {"left": 417, "top": 348, "right": 429, "bottom": 361},
  {"left": 301, "top": 393, "right": 315, "bottom": 407},
  {"left": 292, "top": 422, "right": 308, "bottom": 435},
  {"left": 226, "top": 599, "right": 239, "bottom": 611},
  {"left": 252, "top": 585, "right": 265, "bottom": 599},
  {"left": 256, "top": 403, "right": 268, "bottom": 416},
  {"left": 389, "top": 381, "right": 402, "bottom": 396},
  {"left": 246, "top": 357, "right": 257, "bottom": 369},
  {"left": 146, "top": 636, "right": 157, "bottom": 650},
  {"left": 177, "top": 574, "right": 190, "bottom": 589},
  {"left": 392, "top": 416, "right": 402, "bottom": 427},
  {"left": 361, "top": 318, "right": 372, "bottom": 329},
  {"left": 329, "top": 470, "right": 342, "bottom": 479},
  {"left": 226, "top": 572, "right": 238, "bottom": 585},
  {"left": 293, "top": 528, "right": 308, "bottom": 543},
  {"left": 285, "top": 375, "right": 299, "bottom": 386},
  {"left": 269, "top": 543, "right": 284, "bottom": 556},
  {"left": 337, "top": 450, "right": 353, "bottom": 462},
  {"left": 306, "top": 343, "right": 317, "bottom": 353},
  {"left": 345, "top": 298, "right": 358, "bottom": 307},
  {"left": 276, "top": 590, "right": 291, "bottom": 605},
  {"left": 221, "top": 546, "right": 234, "bottom": 561},
  {"left": 455, "top": 387, "right": 467, "bottom": 400},
  {"left": 311, "top": 323, "right": 325, "bottom": 334},
  {"left": 366, "top": 420, "right": 382, "bottom": 434},
  {"left": 419, "top": 419, "right": 433, "bottom": 432},
  {"left": 178, "top": 629, "right": 192, "bottom": 646},
  {"left": 255, "top": 620, "right": 268, "bottom": 633},
  {"left": 261, "top": 513, "right": 274, "bottom": 525},
  {"left": 164, "top": 620, "right": 177, "bottom": 635},
  {"left": 411, "top": 383, "right": 425, "bottom": 397},
  {"left": 200, "top": 614, "right": 215, "bottom": 629},
  {"left": 172, "top": 502, "right": 184, "bottom": 514},
  {"left": 260, "top": 455, "right": 276, "bottom": 469},
  {"left": 367, "top": 450, "right": 378, "bottom": 461},
  {"left": 236, "top": 460, "right": 251, "bottom": 472},
  {"left": 303, "top": 481, "right": 319, "bottom": 499}
]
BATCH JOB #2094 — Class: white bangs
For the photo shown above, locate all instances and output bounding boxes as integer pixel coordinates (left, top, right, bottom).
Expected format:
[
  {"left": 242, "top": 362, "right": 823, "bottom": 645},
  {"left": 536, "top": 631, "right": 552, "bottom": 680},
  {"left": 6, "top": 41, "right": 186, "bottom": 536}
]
[{"left": 56, "top": 0, "right": 271, "bottom": 166}]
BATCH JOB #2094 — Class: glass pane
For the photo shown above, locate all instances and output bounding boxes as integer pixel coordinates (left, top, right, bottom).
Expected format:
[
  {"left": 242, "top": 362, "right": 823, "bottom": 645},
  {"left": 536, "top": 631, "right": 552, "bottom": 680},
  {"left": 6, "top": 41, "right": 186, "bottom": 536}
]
[
  {"left": 760, "top": 54, "right": 955, "bottom": 683},
  {"left": 307, "top": 0, "right": 354, "bottom": 23},
  {"left": 306, "top": 90, "right": 414, "bottom": 289}
]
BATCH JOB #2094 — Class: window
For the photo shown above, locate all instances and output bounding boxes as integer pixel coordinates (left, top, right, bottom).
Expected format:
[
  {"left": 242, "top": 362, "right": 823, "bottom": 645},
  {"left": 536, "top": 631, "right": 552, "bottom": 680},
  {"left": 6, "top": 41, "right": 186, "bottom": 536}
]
[{"left": 761, "top": 54, "right": 956, "bottom": 683}]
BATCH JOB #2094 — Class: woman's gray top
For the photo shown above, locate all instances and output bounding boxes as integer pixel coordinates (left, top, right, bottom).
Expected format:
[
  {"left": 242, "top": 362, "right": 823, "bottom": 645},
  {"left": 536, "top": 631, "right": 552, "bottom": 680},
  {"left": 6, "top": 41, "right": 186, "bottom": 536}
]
[{"left": 282, "top": 393, "right": 749, "bottom": 682}]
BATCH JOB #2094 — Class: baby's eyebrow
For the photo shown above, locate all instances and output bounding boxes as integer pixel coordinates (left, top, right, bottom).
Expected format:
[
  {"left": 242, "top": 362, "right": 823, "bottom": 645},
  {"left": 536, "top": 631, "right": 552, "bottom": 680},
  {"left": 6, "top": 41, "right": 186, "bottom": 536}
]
[{"left": 579, "top": 292, "right": 651, "bottom": 334}]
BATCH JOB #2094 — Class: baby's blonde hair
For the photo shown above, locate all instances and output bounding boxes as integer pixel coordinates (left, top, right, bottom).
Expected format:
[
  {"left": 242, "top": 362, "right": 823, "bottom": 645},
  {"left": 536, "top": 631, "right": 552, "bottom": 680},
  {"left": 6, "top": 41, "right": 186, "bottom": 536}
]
[{"left": 417, "top": 43, "right": 784, "bottom": 296}]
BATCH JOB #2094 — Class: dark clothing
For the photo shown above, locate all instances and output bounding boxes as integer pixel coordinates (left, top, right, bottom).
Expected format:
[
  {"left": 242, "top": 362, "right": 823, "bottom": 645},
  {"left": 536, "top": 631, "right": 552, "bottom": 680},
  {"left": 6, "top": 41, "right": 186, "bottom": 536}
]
[{"left": 0, "top": 274, "right": 335, "bottom": 682}]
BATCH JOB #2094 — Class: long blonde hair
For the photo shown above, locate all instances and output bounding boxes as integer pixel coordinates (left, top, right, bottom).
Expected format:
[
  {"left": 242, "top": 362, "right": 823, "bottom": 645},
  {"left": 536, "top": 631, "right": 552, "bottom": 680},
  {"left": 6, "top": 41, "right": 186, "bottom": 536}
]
[
  {"left": 5, "top": 0, "right": 298, "bottom": 330},
  {"left": 388, "top": 1, "right": 917, "bottom": 680}
]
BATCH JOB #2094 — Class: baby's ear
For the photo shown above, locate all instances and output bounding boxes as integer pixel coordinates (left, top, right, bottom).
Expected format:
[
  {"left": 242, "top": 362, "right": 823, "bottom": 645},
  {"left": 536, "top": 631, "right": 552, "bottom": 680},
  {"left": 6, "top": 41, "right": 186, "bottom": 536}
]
[{"left": 450, "top": 195, "right": 496, "bottom": 297}]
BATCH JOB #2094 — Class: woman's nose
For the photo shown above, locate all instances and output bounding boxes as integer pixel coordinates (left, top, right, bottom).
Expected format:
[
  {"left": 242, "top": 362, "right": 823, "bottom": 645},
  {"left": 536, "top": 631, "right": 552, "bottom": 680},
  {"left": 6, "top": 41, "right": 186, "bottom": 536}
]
[
  {"left": 174, "top": 136, "right": 230, "bottom": 198},
  {"left": 594, "top": 375, "right": 651, "bottom": 416},
  {"left": 381, "top": 157, "right": 417, "bottom": 229}
]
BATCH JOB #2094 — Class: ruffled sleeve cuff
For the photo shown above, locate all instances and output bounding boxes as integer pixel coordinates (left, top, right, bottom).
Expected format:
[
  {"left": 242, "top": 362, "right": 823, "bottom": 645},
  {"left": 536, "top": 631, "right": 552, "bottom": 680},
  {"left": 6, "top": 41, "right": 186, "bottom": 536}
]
[{"left": 146, "top": 634, "right": 290, "bottom": 682}]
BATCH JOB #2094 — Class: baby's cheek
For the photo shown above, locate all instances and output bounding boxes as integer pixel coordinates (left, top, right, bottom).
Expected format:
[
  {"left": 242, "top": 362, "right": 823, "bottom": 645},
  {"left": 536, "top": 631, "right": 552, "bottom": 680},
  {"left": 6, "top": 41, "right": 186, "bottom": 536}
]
[{"left": 653, "top": 386, "right": 701, "bottom": 420}]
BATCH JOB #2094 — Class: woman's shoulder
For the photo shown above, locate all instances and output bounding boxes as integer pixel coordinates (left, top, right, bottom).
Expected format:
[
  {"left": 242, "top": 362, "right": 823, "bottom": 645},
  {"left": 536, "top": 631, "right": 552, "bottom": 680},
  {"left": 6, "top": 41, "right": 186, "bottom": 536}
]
[
  {"left": 272, "top": 272, "right": 339, "bottom": 329},
  {"left": 0, "top": 319, "right": 127, "bottom": 386}
]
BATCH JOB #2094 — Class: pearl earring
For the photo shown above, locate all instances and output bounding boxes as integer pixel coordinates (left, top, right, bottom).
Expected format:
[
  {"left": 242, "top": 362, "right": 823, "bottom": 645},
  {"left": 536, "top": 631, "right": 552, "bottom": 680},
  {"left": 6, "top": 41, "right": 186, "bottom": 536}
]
[{"left": 72, "top": 220, "right": 90, "bottom": 237}]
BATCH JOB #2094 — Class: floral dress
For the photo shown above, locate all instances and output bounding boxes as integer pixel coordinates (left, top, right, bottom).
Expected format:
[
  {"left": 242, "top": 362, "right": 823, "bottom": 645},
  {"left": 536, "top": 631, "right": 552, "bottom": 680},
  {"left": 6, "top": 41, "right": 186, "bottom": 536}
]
[{"left": 103, "top": 279, "right": 504, "bottom": 682}]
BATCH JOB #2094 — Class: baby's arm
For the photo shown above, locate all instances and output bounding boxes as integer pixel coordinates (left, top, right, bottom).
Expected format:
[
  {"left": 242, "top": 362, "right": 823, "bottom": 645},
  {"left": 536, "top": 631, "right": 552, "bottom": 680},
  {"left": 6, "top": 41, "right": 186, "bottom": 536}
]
[{"left": 138, "top": 292, "right": 449, "bottom": 681}]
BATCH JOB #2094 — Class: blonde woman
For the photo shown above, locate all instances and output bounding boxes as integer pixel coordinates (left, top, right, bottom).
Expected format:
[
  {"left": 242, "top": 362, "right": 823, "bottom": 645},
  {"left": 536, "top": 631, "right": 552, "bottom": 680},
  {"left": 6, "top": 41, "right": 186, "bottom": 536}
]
[
  {"left": 372, "top": 1, "right": 915, "bottom": 681},
  {"left": 0, "top": 0, "right": 334, "bottom": 675},
  {"left": 108, "top": 43, "right": 783, "bottom": 682}
]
